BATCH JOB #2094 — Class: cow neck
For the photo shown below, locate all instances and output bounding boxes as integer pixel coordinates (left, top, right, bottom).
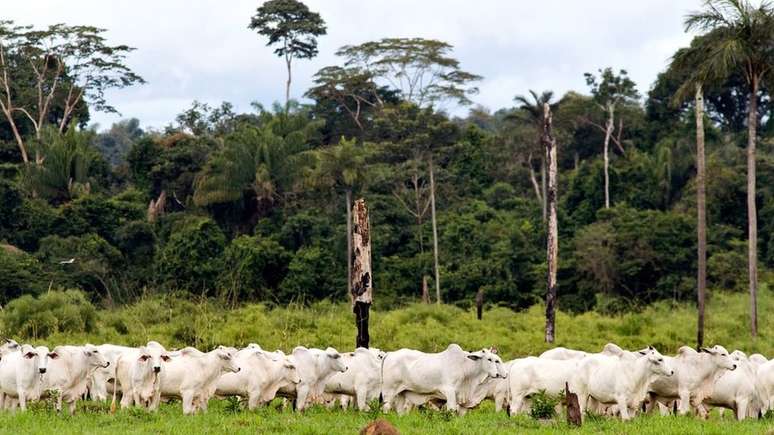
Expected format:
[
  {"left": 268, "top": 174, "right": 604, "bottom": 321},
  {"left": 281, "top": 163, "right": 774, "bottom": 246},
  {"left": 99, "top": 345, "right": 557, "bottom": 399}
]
[{"left": 626, "top": 357, "right": 657, "bottom": 403}]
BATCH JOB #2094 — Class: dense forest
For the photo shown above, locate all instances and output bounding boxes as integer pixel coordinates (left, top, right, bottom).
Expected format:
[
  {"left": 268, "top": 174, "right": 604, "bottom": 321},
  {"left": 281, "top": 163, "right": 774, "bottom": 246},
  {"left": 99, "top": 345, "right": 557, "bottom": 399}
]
[{"left": 0, "top": 0, "right": 772, "bottom": 332}]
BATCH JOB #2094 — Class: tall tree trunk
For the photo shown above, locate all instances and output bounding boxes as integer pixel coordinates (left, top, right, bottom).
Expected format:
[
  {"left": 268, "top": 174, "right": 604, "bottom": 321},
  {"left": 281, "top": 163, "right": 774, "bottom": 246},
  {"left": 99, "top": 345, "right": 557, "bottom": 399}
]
[
  {"left": 351, "top": 198, "right": 372, "bottom": 349},
  {"left": 695, "top": 84, "right": 707, "bottom": 348},
  {"left": 541, "top": 157, "right": 547, "bottom": 222},
  {"left": 428, "top": 155, "right": 441, "bottom": 305},
  {"left": 475, "top": 288, "right": 484, "bottom": 320},
  {"left": 285, "top": 53, "right": 292, "bottom": 113},
  {"left": 528, "top": 154, "right": 543, "bottom": 205},
  {"left": 346, "top": 189, "right": 353, "bottom": 302},
  {"left": 603, "top": 104, "right": 615, "bottom": 209},
  {"left": 747, "top": 78, "right": 759, "bottom": 338},
  {"left": 421, "top": 275, "right": 430, "bottom": 304},
  {"left": 543, "top": 103, "right": 559, "bottom": 343}
]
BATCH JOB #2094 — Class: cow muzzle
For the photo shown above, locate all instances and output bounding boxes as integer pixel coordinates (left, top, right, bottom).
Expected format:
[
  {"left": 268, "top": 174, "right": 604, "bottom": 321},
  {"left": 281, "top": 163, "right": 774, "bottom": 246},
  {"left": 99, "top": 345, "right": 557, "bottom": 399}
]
[
  {"left": 39, "top": 368, "right": 47, "bottom": 374},
  {"left": 731, "top": 364, "right": 737, "bottom": 370},
  {"left": 153, "top": 366, "right": 161, "bottom": 373},
  {"left": 102, "top": 362, "right": 110, "bottom": 368}
]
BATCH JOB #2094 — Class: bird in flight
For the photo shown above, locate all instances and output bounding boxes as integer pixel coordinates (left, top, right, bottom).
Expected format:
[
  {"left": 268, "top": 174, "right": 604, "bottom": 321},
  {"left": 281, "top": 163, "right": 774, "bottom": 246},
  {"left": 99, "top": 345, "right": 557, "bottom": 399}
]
[{"left": 59, "top": 258, "right": 76, "bottom": 264}]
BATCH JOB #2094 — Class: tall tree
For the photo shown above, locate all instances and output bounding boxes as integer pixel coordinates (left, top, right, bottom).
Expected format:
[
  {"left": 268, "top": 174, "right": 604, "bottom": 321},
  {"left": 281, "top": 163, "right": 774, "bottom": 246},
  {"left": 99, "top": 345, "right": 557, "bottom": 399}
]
[
  {"left": 542, "top": 103, "right": 559, "bottom": 343},
  {"left": 0, "top": 21, "right": 144, "bottom": 163},
  {"left": 309, "top": 137, "right": 370, "bottom": 300},
  {"left": 584, "top": 68, "right": 640, "bottom": 209},
  {"left": 248, "top": 0, "right": 326, "bottom": 112},
  {"left": 685, "top": 0, "right": 774, "bottom": 337},
  {"left": 513, "top": 90, "right": 559, "bottom": 222},
  {"left": 336, "top": 38, "right": 481, "bottom": 110}
]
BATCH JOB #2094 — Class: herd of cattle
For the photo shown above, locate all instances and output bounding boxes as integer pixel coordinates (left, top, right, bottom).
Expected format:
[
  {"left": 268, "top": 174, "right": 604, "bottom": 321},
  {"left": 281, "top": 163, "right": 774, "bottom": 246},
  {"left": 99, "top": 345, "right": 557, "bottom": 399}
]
[{"left": 0, "top": 338, "right": 772, "bottom": 421}]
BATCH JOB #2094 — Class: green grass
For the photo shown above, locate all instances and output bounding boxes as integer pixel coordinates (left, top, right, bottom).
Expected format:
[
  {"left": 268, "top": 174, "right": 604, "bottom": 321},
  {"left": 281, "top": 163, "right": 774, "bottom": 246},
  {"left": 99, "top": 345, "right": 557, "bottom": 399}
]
[
  {"left": 3, "top": 400, "right": 774, "bottom": 435},
  {"left": 2, "top": 284, "right": 774, "bottom": 433}
]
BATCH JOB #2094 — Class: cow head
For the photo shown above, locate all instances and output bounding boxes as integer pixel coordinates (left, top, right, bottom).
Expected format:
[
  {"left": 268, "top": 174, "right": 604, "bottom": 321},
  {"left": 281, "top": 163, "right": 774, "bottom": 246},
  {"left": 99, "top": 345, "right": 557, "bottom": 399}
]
[
  {"left": 642, "top": 346, "right": 674, "bottom": 377},
  {"left": 20, "top": 344, "right": 46, "bottom": 374},
  {"left": 324, "top": 347, "right": 347, "bottom": 373},
  {"left": 34, "top": 345, "right": 51, "bottom": 374},
  {"left": 138, "top": 346, "right": 172, "bottom": 374},
  {"left": 467, "top": 348, "right": 507, "bottom": 379},
  {"left": 83, "top": 344, "right": 110, "bottom": 368},
  {"left": 699, "top": 345, "right": 736, "bottom": 371},
  {"left": 283, "top": 358, "right": 301, "bottom": 384},
  {"left": 216, "top": 348, "right": 240, "bottom": 373}
]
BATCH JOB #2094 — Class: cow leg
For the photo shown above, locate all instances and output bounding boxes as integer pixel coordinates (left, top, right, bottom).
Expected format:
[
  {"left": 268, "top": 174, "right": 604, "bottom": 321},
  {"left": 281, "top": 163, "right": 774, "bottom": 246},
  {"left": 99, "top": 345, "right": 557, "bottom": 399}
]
[
  {"left": 182, "top": 391, "right": 195, "bottom": 415},
  {"left": 295, "top": 385, "right": 309, "bottom": 412},
  {"left": 18, "top": 391, "right": 26, "bottom": 412},
  {"left": 68, "top": 399, "right": 77, "bottom": 415},
  {"left": 441, "top": 387, "right": 458, "bottom": 414},
  {"left": 737, "top": 400, "right": 748, "bottom": 421},
  {"left": 509, "top": 394, "right": 524, "bottom": 416},
  {"left": 616, "top": 396, "right": 630, "bottom": 421}
]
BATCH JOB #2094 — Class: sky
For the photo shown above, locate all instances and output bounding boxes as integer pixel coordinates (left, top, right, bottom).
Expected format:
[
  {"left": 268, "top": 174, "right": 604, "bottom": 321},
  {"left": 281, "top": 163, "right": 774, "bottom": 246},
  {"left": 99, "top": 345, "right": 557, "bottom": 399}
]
[{"left": 4, "top": 0, "right": 702, "bottom": 130}]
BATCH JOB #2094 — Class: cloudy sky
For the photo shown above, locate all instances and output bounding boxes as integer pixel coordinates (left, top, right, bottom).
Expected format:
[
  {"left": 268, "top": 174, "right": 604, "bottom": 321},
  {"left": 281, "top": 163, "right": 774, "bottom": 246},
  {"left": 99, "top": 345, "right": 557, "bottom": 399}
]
[{"left": 5, "top": 0, "right": 701, "bottom": 130}]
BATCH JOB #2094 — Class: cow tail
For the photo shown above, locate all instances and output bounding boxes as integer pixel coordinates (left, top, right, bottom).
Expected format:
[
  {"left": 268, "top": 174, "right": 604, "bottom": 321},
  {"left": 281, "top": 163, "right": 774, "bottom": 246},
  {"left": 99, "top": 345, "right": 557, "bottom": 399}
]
[{"left": 379, "top": 353, "right": 387, "bottom": 404}]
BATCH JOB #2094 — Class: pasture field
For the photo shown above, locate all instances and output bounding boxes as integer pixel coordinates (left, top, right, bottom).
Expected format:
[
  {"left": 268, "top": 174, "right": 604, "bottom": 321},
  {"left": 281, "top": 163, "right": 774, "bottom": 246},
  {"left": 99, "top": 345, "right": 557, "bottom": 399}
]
[
  {"left": 1, "top": 400, "right": 774, "bottom": 435},
  {"left": 2, "top": 284, "right": 774, "bottom": 434}
]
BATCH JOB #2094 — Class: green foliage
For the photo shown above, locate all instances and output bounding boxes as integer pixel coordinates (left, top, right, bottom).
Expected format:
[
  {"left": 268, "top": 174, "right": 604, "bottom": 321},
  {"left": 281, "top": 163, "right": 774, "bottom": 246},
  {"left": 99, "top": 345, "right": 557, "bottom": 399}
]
[
  {"left": 219, "top": 235, "right": 291, "bottom": 304},
  {"left": 248, "top": 0, "right": 327, "bottom": 61},
  {"left": 1, "top": 289, "right": 96, "bottom": 339},
  {"left": 278, "top": 246, "right": 341, "bottom": 303},
  {"left": 529, "top": 390, "right": 561, "bottom": 420},
  {"left": 156, "top": 216, "right": 226, "bottom": 294},
  {"left": 0, "top": 246, "right": 47, "bottom": 303}
]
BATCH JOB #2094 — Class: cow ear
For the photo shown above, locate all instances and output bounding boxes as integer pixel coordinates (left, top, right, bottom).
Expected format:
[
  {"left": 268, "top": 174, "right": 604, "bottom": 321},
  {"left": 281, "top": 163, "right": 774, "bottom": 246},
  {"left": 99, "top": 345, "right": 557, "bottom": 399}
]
[
  {"left": 138, "top": 354, "right": 150, "bottom": 362},
  {"left": 467, "top": 354, "right": 481, "bottom": 361},
  {"left": 24, "top": 351, "right": 36, "bottom": 359},
  {"left": 48, "top": 352, "right": 59, "bottom": 359},
  {"left": 648, "top": 345, "right": 655, "bottom": 351},
  {"left": 161, "top": 354, "right": 171, "bottom": 362}
]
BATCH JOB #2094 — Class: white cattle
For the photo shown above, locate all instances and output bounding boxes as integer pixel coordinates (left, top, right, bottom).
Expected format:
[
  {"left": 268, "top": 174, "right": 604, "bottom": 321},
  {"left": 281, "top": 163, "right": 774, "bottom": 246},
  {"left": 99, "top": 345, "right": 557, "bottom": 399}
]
[
  {"left": 749, "top": 354, "right": 767, "bottom": 370},
  {"left": 381, "top": 344, "right": 507, "bottom": 415},
  {"left": 570, "top": 346, "right": 674, "bottom": 421},
  {"left": 508, "top": 356, "right": 579, "bottom": 415},
  {"left": 648, "top": 345, "right": 737, "bottom": 415},
  {"left": 89, "top": 344, "right": 137, "bottom": 401},
  {"left": 0, "top": 339, "right": 20, "bottom": 357},
  {"left": 467, "top": 359, "right": 514, "bottom": 413},
  {"left": 278, "top": 346, "right": 347, "bottom": 411},
  {"left": 112, "top": 344, "right": 172, "bottom": 410},
  {"left": 43, "top": 344, "right": 109, "bottom": 414},
  {"left": 702, "top": 350, "right": 763, "bottom": 420},
  {"left": 215, "top": 345, "right": 300, "bottom": 409},
  {"left": 539, "top": 347, "right": 589, "bottom": 360},
  {"left": 158, "top": 346, "right": 240, "bottom": 415},
  {"left": 0, "top": 344, "right": 51, "bottom": 411},
  {"left": 323, "top": 347, "right": 385, "bottom": 411}
]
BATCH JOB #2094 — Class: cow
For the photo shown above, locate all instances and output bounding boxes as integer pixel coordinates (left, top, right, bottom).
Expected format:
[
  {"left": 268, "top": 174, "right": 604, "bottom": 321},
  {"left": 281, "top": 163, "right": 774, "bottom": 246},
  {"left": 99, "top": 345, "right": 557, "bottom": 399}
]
[
  {"left": 215, "top": 345, "right": 300, "bottom": 410},
  {"left": 702, "top": 350, "right": 763, "bottom": 420},
  {"left": 111, "top": 344, "right": 172, "bottom": 410},
  {"left": 278, "top": 346, "right": 347, "bottom": 411},
  {"left": 749, "top": 353, "right": 767, "bottom": 370},
  {"left": 380, "top": 344, "right": 507, "bottom": 415},
  {"left": 508, "top": 356, "right": 579, "bottom": 415},
  {"left": 647, "top": 345, "right": 737, "bottom": 415},
  {"left": 0, "top": 338, "right": 20, "bottom": 357},
  {"left": 539, "top": 347, "right": 589, "bottom": 360},
  {"left": 43, "top": 344, "right": 110, "bottom": 414},
  {"left": 569, "top": 346, "right": 674, "bottom": 421},
  {"left": 323, "top": 347, "right": 385, "bottom": 411},
  {"left": 0, "top": 344, "right": 51, "bottom": 411},
  {"left": 465, "top": 358, "right": 514, "bottom": 413},
  {"left": 753, "top": 353, "right": 774, "bottom": 413},
  {"left": 89, "top": 343, "right": 137, "bottom": 401},
  {"left": 158, "top": 346, "right": 240, "bottom": 415}
]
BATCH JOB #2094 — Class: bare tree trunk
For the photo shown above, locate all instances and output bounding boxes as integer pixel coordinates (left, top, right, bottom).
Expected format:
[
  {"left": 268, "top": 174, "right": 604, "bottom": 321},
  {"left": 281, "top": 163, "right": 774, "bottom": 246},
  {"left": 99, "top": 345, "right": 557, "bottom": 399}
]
[
  {"left": 543, "top": 103, "right": 559, "bottom": 343},
  {"left": 346, "top": 189, "right": 353, "bottom": 302},
  {"left": 528, "top": 155, "right": 543, "bottom": 205},
  {"left": 541, "top": 157, "right": 547, "bottom": 222},
  {"left": 695, "top": 84, "right": 707, "bottom": 348},
  {"left": 428, "top": 155, "right": 441, "bottom": 305},
  {"left": 351, "top": 198, "right": 372, "bottom": 349},
  {"left": 285, "top": 52, "right": 292, "bottom": 113},
  {"left": 603, "top": 104, "right": 615, "bottom": 209},
  {"left": 475, "top": 288, "right": 484, "bottom": 320},
  {"left": 421, "top": 275, "right": 429, "bottom": 304},
  {"left": 747, "top": 78, "right": 758, "bottom": 338}
]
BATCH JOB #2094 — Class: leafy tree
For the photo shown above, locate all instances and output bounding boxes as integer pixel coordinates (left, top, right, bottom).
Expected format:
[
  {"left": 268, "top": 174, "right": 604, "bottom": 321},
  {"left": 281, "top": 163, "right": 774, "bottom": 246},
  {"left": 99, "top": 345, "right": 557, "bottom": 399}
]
[
  {"left": 1, "top": 289, "right": 96, "bottom": 338},
  {"left": 278, "top": 245, "right": 340, "bottom": 303},
  {"left": 248, "top": 0, "right": 326, "bottom": 111},
  {"left": 683, "top": 0, "right": 774, "bottom": 337},
  {"left": 0, "top": 21, "right": 144, "bottom": 163},
  {"left": 0, "top": 245, "right": 47, "bottom": 303},
  {"left": 94, "top": 118, "right": 143, "bottom": 166},
  {"left": 219, "top": 235, "right": 291, "bottom": 305},
  {"left": 583, "top": 68, "right": 640, "bottom": 209},
  {"left": 337, "top": 38, "right": 482, "bottom": 109}
]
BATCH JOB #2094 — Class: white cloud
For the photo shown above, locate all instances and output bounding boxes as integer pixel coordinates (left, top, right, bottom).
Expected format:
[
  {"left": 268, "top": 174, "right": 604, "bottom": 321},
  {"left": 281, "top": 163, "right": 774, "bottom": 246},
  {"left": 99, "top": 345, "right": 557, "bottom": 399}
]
[{"left": 4, "top": 0, "right": 700, "bottom": 129}]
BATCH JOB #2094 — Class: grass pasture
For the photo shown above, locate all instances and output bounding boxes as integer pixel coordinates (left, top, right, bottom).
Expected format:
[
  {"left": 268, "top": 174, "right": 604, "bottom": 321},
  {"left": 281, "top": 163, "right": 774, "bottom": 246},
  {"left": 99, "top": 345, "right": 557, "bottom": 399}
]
[{"left": 2, "top": 285, "right": 774, "bottom": 434}]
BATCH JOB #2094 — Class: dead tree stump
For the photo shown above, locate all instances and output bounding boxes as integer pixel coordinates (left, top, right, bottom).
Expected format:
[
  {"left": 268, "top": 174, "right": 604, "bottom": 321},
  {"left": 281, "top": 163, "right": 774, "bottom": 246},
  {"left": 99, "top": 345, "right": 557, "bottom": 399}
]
[
  {"left": 351, "top": 199, "right": 372, "bottom": 349},
  {"left": 565, "top": 382, "right": 581, "bottom": 426}
]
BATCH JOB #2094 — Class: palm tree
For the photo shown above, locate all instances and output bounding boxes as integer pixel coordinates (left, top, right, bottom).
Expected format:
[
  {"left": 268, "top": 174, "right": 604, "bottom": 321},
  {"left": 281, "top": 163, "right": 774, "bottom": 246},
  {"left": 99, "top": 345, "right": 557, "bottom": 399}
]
[
  {"left": 513, "top": 90, "right": 558, "bottom": 221},
  {"left": 684, "top": 0, "right": 774, "bottom": 337},
  {"left": 193, "top": 113, "right": 314, "bottom": 225},
  {"left": 309, "top": 137, "right": 370, "bottom": 299}
]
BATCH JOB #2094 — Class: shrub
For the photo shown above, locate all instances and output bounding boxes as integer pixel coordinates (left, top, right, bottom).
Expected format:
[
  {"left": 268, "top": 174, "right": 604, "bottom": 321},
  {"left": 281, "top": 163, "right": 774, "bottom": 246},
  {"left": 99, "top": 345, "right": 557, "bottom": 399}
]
[
  {"left": 708, "top": 246, "right": 747, "bottom": 291},
  {"left": 529, "top": 390, "right": 561, "bottom": 420},
  {"left": 278, "top": 246, "right": 341, "bottom": 303},
  {"left": 2, "top": 289, "right": 97, "bottom": 339}
]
